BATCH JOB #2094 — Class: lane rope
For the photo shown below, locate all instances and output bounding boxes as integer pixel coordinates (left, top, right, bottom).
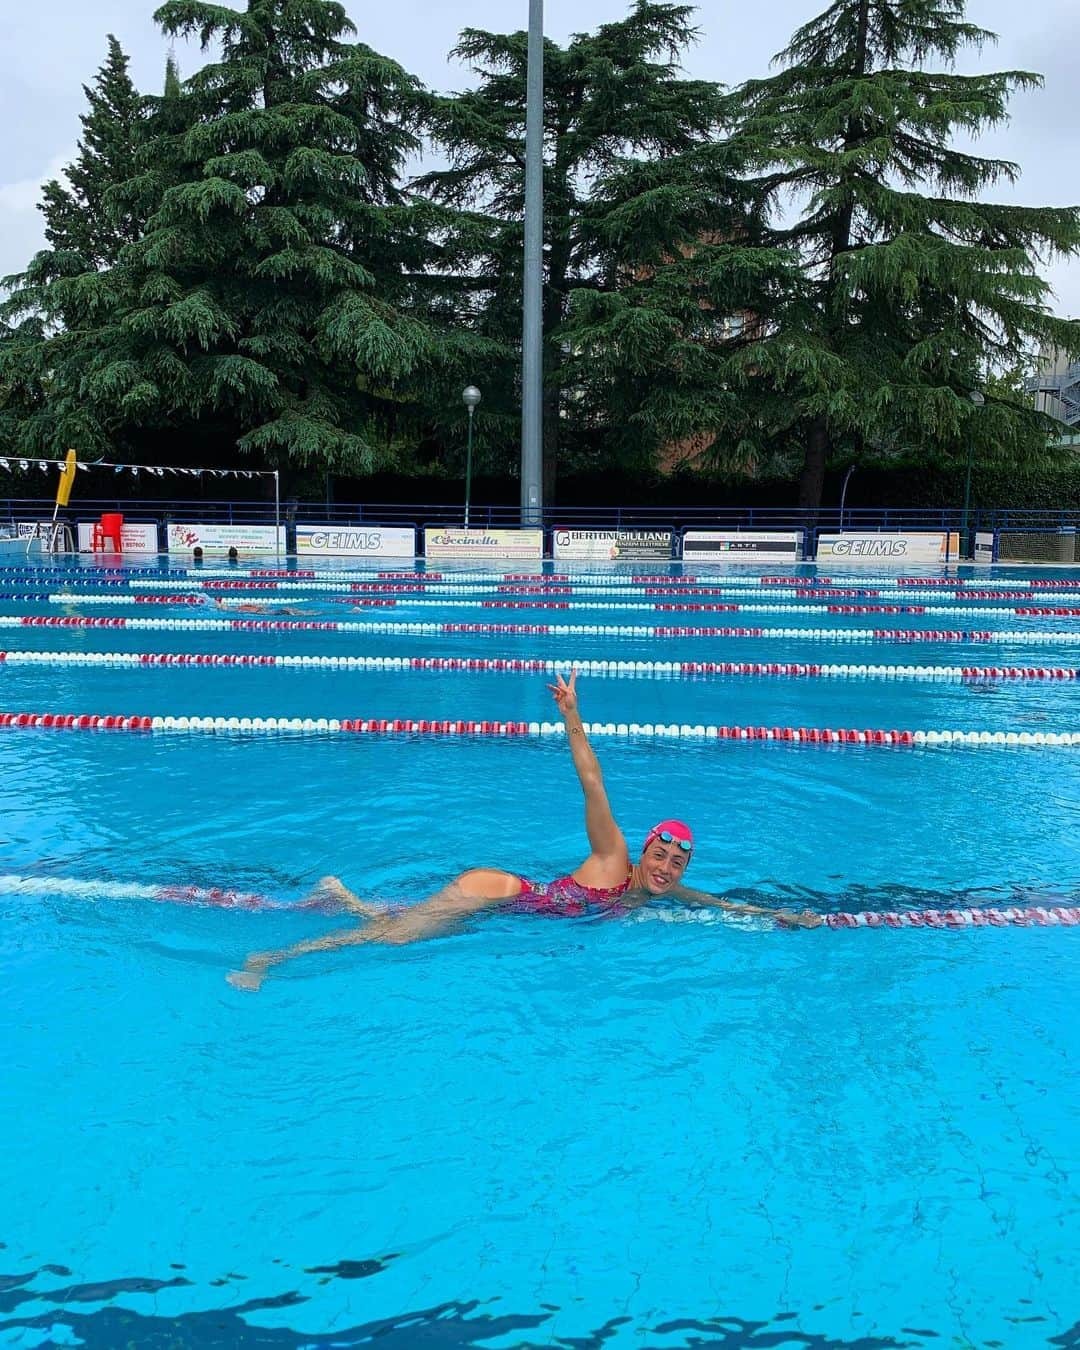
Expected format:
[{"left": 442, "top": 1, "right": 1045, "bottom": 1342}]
[
  {"left": 120, "top": 579, "right": 1080, "bottom": 602},
  {"left": 3, "top": 615, "right": 1079, "bottom": 642},
  {"left": 30, "top": 591, "right": 1080, "bottom": 619},
  {"left": 2, "top": 566, "right": 1078, "bottom": 588},
  {"left": 0, "top": 874, "right": 274, "bottom": 908},
  {"left": 0, "top": 649, "right": 1076, "bottom": 682},
  {"left": 0, "top": 710, "right": 1076, "bottom": 745},
  {"left": 0, "top": 874, "right": 1076, "bottom": 930}
]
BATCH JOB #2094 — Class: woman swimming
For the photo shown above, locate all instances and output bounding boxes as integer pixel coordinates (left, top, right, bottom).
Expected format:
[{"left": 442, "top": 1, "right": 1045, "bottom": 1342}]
[
  {"left": 195, "top": 593, "right": 310, "bottom": 616},
  {"left": 227, "top": 671, "right": 821, "bottom": 991}
]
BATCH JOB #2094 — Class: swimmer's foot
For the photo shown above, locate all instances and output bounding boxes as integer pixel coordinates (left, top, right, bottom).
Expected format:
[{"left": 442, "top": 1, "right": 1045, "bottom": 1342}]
[
  {"left": 305, "top": 875, "right": 385, "bottom": 919},
  {"left": 227, "top": 968, "right": 266, "bottom": 992},
  {"left": 227, "top": 954, "right": 271, "bottom": 992}
]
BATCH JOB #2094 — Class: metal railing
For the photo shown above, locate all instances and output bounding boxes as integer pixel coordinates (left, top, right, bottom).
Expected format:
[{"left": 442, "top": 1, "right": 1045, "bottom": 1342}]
[{"left": 0, "top": 496, "right": 1077, "bottom": 534}]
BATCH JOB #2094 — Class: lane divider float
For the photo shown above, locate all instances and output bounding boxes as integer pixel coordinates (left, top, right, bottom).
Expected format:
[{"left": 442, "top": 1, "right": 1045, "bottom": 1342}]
[
  {"left": 31, "top": 592, "right": 1080, "bottom": 619},
  {"left": 0, "top": 650, "right": 1075, "bottom": 683},
  {"left": 0, "top": 874, "right": 273, "bottom": 908},
  {"left": 3, "top": 615, "right": 1080, "bottom": 643},
  {"left": 123, "top": 579, "right": 1080, "bottom": 602},
  {"left": 3, "top": 567, "right": 1075, "bottom": 589},
  {"left": 0, "top": 874, "right": 1076, "bottom": 930},
  {"left": 825, "top": 906, "right": 1080, "bottom": 928},
  {"left": 1, "top": 710, "right": 1077, "bottom": 746}
]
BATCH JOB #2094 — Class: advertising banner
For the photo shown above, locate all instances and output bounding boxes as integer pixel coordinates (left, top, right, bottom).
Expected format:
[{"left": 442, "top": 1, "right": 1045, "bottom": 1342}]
[
  {"left": 974, "top": 531, "right": 996, "bottom": 563},
  {"left": 167, "top": 523, "right": 284, "bottom": 555},
  {"left": 815, "top": 532, "right": 960, "bottom": 565},
  {"left": 77, "top": 521, "right": 159, "bottom": 553},
  {"left": 423, "top": 528, "right": 544, "bottom": 561},
  {"left": 553, "top": 529, "right": 674, "bottom": 562},
  {"left": 682, "top": 530, "right": 804, "bottom": 563},
  {"left": 296, "top": 525, "right": 415, "bottom": 558}
]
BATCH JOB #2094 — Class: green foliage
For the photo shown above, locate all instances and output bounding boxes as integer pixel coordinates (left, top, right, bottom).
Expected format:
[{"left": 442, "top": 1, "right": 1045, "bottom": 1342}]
[
  {"left": 2, "top": 0, "right": 1078, "bottom": 503},
  {"left": 722, "top": 0, "right": 1080, "bottom": 506},
  {"left": 1, "top": 0, "right": 439, "bottom": 471},
  {"left": 413, "top": 2, "right": 733, "bottom": 490},
  {"left": 39, "top": 35, "right": 145, "bottom": 271}
]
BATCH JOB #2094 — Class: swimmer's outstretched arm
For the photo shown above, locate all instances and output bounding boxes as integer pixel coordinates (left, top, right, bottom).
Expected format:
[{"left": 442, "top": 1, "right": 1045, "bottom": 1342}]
[
  {"left": 669, "top": 884, "right": 823, "bottom": 928},
  {"left": 550, "top": 670, "right": 628, "bottom": 865}
]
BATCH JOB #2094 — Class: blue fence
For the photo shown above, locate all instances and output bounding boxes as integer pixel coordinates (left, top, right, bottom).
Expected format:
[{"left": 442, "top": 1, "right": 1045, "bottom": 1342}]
[
  {"left": 1, "top": 497, "right": 1078, "bottom": 563},
  {"left": 1, "top": 496, "right": 1077, "bottom": 534}
]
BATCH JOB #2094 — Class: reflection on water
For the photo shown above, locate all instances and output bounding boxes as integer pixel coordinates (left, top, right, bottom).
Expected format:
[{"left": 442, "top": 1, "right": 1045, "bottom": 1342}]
[{"left": 0, "top": 1258, "right": 1076, "bottom": 1348}]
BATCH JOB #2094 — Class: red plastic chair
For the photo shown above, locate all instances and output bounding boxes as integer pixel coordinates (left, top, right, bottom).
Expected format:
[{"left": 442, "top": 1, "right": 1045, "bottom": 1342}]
[{"left": 91, "top": 513, "right": 124, "bottom": 552}]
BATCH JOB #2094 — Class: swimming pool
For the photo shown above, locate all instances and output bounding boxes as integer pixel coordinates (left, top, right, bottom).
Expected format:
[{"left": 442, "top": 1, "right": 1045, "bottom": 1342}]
[{"left": 1, "top": 557, "right": 1077, "bottom": 1348}]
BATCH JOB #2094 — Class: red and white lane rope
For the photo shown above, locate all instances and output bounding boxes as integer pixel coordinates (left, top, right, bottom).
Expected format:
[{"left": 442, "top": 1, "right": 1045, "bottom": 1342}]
[
  {"left": 9, "top": 566, "right": 1076, "bottom": 588},
  {"left": 1, "top": 873, "right": 1075, "bottom": 930},
  {"left": 0, "top": 710, "right": 1077, "bottom": 745},
  {"left": 0, "top": 874, "right": 274, "bottom": 908},
  {"left": 3, "top": 615, "right": 1079, "bottom": 642},
  {"left": 124, "top": 579, "right": 1080, "bottom": 602},
  {"left": 824, "top": 906, "right": 1080, "bottom": 928},
  {"left": 1, "top": 649, "right": 1076, "bottom": 683},
  {"left": 0, "top": 874, "right": 1076, "bottom": 930},
  {"left": 38, "top": 592, "right": 1080, "bottom": 619}
]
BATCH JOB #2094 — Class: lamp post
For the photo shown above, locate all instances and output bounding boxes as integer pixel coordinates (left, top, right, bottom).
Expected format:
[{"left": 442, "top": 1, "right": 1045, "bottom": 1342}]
[
  {"left": 462, "top": 385, "right": 482, "bottom": 527},
  {"left": 520, "top": 0, "right": 544, "bottom": 526},
  {"left": 839, "top": 464, "right": 856, "bottom": 531},
  {"left": 964, "top": 391, "right": 984, "bottom": 558}
]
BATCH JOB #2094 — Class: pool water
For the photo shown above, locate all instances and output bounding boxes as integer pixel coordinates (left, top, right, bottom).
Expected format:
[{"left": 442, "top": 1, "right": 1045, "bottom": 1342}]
[{"left": 1, "top": 558, "right": 1078, "bottom": 1349}]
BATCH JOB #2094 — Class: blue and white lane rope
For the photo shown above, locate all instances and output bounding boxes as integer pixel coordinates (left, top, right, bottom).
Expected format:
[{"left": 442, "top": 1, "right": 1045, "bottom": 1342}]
[{"left": 0, "top": 650, "right": 1075, "bottom": 683}]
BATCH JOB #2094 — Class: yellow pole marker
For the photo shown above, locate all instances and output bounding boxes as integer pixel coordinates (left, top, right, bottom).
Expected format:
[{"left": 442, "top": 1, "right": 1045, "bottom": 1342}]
[{"left": 56, "top": 449, "right": 77, "bottom": 507}]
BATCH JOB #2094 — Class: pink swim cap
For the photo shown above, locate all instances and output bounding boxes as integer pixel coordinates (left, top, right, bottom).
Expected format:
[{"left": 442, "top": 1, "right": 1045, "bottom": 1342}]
[{"left": 642, "top": 819, "right": 694, "bottom": 854}]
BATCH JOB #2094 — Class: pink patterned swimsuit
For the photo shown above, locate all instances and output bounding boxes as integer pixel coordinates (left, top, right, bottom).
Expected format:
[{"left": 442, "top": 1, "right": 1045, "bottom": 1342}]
[{"left": 509, "top": 870, "right": 633, "bottom": 918}]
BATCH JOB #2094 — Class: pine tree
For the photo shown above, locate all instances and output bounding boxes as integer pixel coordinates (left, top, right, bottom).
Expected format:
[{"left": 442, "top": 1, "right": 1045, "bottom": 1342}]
[
  {"left": 415, "top": 2, "right": 731, "bottom": 496},
  {"left": 2, "top": 0, "right": 438, "bottom": 468},
  {"left": 39, "top": 36, "right": 145, "bottom": 271},
  {"left": 729, "top": 0, "right": 1080, "bottom": 507},
  {"left": 558, "top": 141, "right": 803, "bottom": 479}
]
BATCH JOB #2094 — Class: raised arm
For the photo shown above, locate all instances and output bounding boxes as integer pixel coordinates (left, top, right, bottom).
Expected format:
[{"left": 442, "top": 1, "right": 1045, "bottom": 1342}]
[{"left": 549, "top": 670, "right": 628, "bottom": 868}]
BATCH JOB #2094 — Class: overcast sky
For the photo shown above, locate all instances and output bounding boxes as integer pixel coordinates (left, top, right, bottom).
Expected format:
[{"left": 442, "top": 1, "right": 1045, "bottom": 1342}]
[{"left": 2, "top": 0, "right": 1077, "bottom": 315}]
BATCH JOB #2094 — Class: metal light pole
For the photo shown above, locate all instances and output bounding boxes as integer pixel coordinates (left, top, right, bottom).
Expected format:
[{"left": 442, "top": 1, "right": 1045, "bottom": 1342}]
[
  {"left": 520, "top": 0, "right": 544, "bottom": 526},
  {"left": 964, "top": 391, "right": 984, "bottom": 558},
  {"left": 839, "top": 464, "right": 856, "bottom": 531},
  {"left": 462, "top": 385, "right": 482, "bottom": 527}
]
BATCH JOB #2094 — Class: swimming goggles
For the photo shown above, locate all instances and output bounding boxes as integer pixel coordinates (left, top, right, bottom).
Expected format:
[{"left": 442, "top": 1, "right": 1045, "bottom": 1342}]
[{"left": 654, "top": 830, "right": 692, "bottom": 852}]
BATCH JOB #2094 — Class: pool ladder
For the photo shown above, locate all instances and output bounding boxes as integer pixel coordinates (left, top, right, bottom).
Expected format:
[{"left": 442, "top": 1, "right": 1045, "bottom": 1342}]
[{"left": 23, "top": 521, "right": 76, "bottom": 556}]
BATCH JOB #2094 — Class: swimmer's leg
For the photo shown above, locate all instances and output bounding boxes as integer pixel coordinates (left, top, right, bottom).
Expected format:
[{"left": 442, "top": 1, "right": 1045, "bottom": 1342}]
[
  {"left": 228, "top": 869, "right": 522, "bottom": 991},
  {"left": 360, "top": 869, "right": 522, "bottom": 945},
  {"left": 300, "top": 875, "right": 386, "bottom": 918}
]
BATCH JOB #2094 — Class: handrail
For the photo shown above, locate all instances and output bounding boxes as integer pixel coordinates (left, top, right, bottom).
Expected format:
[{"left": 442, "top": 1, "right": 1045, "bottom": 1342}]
[{"left": 0, "top": 496, "right": 1076, "bottom": 532}]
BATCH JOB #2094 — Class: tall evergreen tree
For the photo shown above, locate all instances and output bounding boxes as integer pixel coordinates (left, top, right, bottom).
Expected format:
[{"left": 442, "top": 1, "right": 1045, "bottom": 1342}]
[
  {"left": 728, "top": 0, "right": 1080, "bottom": 507},
  {"left": 558, "top": 143, "right": 802, "bottom": 479},
  {"left": 38, "top": 35, "right": 145, "bottom": 271},
  {"left": 416, "top": 2, "right": 730, "bottom": 496},
  {"left": 2, "top": 0, "right": 437, "bottom": 468}
]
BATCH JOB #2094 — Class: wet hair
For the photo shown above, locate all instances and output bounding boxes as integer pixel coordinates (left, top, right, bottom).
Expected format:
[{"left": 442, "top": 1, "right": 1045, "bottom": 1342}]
[
  {"left": 192, "top": 547, "right": 203, "bottom": 560},
  {"left": 227, "top": 546, "right": 238, "bottom": 561}
]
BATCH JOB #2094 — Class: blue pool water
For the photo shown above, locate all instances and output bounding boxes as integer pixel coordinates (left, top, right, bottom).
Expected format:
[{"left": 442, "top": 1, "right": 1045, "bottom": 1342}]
[{"left": 1, "top": 558, "right": 1078, "bottom": 1349}]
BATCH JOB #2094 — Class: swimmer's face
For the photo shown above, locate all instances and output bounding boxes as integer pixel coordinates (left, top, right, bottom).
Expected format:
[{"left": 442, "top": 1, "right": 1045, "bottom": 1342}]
[{"left": 638, "top": 839, "right": 690, "bottom": 895}]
